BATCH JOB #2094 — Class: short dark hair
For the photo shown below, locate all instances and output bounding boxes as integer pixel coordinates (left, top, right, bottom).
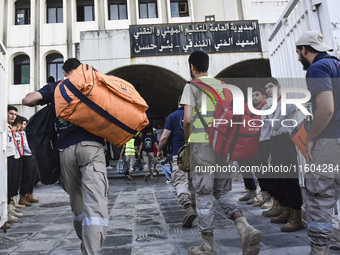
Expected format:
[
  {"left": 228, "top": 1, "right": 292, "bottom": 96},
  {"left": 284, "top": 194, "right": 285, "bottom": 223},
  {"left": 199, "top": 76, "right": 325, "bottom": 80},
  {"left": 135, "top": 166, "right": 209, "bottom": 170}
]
[
  {"left": 188, "top": 51, "right": 209, "bottom": 73},
  {"left": 47, "top": 76, "right": 56, "bottom": 83},
  {"left": 296, "top": 45, "right": 321, "bottom": 54},
  {"left": 22, "top": 116, "right": 28, "bottom": 122},
  {"left": 264, "top": 77, "right": 279, "bottom": 86},
  {"left": 8, "top": 105, "right": 18, "bottom": 112},
  {"left": 12, "top": 115, "right": 24, "bottom": 127},
  {"left": 253, "top": 87, "right": 266, "bottom": 95},
  {"left": 62, "top": 58, "right": 81, "bottom": 74},
  {"left": 144, "top": 126, "right": 153, "bottom": 134}
]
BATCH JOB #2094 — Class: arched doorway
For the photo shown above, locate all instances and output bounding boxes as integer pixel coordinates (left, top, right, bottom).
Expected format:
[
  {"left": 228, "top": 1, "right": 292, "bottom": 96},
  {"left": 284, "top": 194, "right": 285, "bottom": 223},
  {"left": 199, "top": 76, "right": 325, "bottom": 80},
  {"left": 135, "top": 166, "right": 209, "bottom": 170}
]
[{"left": 215, "top": 58, "right": 271, "bottom": 93}]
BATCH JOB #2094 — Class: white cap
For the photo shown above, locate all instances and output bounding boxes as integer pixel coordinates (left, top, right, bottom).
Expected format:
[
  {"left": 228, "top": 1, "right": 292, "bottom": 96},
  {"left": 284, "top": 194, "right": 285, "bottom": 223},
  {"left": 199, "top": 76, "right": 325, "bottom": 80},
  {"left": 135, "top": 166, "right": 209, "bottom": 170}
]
[{"left": 296, "top": 31, "right": 333, "bottom": 52}]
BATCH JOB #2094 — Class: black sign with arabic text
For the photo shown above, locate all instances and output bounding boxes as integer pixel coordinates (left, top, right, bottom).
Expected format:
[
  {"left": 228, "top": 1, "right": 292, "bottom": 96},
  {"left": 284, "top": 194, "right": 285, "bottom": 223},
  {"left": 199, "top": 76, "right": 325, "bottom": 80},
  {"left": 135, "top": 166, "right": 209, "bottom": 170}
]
[{"left": 130, "top": 20, "right": 261, "bottom": 57}]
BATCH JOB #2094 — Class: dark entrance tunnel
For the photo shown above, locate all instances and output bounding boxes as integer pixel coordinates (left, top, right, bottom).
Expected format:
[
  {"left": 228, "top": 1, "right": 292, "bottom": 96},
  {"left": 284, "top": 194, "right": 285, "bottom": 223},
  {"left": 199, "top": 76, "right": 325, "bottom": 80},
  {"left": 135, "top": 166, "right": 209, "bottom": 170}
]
[
  {"left": 216, "top": 58, "right": 271, "bottom": 94},
  {"left": 107, "top": 59, "right": 271, "bottom": 127}
]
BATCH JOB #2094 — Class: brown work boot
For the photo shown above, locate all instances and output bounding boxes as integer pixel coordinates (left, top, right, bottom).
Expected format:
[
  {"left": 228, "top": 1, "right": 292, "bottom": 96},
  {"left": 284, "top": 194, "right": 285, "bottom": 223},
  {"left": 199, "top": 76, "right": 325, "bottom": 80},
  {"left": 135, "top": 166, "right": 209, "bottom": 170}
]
[
  {"left": 247, "top": 190, "right": 257, "bottom": 205},
  {"left": 188, "top": 233, "right": 217, "bottom": 255},
  {"left": 234, "top": 216, "right": 262, "bottom": 255},
  {"left": 182, "top": 204, "right": 197, "bottom": 228},
  {"left": 1, "top": 222, "right": 11, "bottom": 230},
  {"left": 270, "top": 206, "right": 291, "bottom": 224},
  {"left": 262, "top": 199, "right": 282, "bottom": 217},
  {"left": 253, "top": 192, "right": 269, "bottom": 207},
  {"left": 12, "top": 196, "right": 25, "bottom": 209},
  {"left": 19, "top": 194, "right": 32, "bottom": 206},
  {"left": 309, "top": 243, "right": 328, "bottom": 255},
  {"left": 128, "top": 172, "right": 133, "bottom": 181},
  {"left": 239, "top": 191, "right": 251, "bottom": 201},
  {"left": 27, "top": 193, "right": 39, "bottom": 203},
  {"left": 281, "top": 209, "right": 304, "bottom": 232}
]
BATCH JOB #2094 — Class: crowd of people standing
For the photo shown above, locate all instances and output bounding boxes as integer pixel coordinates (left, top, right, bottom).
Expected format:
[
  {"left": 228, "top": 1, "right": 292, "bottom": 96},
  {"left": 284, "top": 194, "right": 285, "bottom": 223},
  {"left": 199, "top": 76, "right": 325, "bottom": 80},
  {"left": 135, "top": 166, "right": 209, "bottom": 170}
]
[{"left": 1, "top": 30, "right": 339, "bottom": 255}]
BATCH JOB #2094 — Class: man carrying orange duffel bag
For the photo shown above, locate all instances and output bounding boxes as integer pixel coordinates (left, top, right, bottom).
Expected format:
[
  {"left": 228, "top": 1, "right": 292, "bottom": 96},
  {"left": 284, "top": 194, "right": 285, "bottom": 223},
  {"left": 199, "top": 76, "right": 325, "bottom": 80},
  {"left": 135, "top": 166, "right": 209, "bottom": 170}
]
[{"left": 23, "top": 58, "right": 149, "bottom": 255}]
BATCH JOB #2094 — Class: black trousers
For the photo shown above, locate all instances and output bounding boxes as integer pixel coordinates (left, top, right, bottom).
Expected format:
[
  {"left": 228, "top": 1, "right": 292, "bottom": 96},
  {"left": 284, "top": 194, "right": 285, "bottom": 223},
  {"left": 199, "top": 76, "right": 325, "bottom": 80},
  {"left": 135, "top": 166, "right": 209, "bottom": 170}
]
[
  {"left": 7, "top": 156, "right": 22, "bottom": 203},
  {"left": 252, "top": 140, "right": 273, "bottom": 192},
  {"left": 269, "top": 133, "right": 303, "bottom": 210},
  {"left": 238, "top": 160, "right": 257, "bottom": 190},
  {"left": 20, "top": 156, "right": 35, "bottom": 195}
]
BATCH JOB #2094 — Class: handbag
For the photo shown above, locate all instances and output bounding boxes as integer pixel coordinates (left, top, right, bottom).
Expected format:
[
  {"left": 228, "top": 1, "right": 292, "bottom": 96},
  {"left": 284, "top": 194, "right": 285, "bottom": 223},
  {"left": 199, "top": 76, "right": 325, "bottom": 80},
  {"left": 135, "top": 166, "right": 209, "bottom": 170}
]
[
  {"left": 177, "top": 143, "right": 191, "bottom": 172},
  {"left": 116, "top": 158, "right": 128, "bottom": 174}
]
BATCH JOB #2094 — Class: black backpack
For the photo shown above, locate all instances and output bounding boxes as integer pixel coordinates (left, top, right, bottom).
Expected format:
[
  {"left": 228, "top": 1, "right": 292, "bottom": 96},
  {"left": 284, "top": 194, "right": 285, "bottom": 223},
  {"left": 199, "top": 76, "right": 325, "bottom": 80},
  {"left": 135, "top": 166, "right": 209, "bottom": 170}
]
[{"left": 26, "top": 104, "right": 61, "bottom": 184}]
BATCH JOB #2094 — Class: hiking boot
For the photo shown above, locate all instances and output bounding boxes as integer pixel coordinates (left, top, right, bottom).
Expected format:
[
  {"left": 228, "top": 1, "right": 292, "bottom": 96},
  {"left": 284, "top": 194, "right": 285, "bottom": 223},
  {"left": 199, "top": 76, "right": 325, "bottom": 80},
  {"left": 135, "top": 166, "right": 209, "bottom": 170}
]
[
  {"left": 1, "top": 222, "right": 10, "bottom": 230},
  {"left": 261, "top": 196, "right": 273, "bottom": 209},
  {"left": 19, "top": 194, "right": 32, "bottom": 206},
  {"left": 247, "top": 190, "right": 257, "bottom": 205},
  {"left": 253, "top": 192, "right": 269, "bottom": 207},
  {"left": 270, "top": 206, "right": 290, "bottom": 224},
  {"left": 281, "top": 209, "right": 304, "bottom": 232},
  {"left": 234, "top": 216, "right": 262, "bottom": 255},
  {"left": 27, "top": 193, "right": 39, "bottom": 203},
  {"left": 239, "top": 191, "right": 251, "bottom": 201},
  {"left": 12, "top": 196, "right": 25, "bottom": 209},
  {"left": 8, "top": 203, "right": 23, "bottom": 218},
  {"left": 182, "top": 204, "right": 197, "bottom": 228},
  {"left": 262, "top": 199, "right": 282, "bottom": 217},
  {"left": 309, "top": 243, "right": 328, "bottom": 255},
  {"left": 7, "top": 214, "right": 18, "bottom": 223},
  {"left": 188, "top": 234, "right": 217, "bottom": 255},
  {"left": 128, "top": 172, "right": 133, "bottom": 181}
]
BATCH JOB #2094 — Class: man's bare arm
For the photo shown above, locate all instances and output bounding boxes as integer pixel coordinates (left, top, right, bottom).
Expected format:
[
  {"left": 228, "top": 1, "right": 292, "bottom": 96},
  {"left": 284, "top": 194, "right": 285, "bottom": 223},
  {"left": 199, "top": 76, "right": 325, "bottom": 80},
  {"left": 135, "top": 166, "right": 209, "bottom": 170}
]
[
  {"left": 22, "top": 92, "right": 43, "bottom": 106},
  {"left": 307, "top": 91, "right": 334, "bottom": 141},
  {"left": 183, "top": 105, "right": 193, "bottom": 144},
  {"left": 158, "top": 129, "right": 171, "bottom": 158},
  {"left": 306, "top": 91, "right": 334, "bottom": 163}
]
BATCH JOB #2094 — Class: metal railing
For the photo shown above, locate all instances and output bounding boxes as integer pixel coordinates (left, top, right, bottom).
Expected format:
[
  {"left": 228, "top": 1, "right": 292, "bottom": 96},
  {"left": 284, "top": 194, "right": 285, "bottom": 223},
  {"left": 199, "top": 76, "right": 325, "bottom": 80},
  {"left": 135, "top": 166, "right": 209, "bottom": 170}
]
[{"left": 251, "top": 0, "right": 290, "bottom": 24}]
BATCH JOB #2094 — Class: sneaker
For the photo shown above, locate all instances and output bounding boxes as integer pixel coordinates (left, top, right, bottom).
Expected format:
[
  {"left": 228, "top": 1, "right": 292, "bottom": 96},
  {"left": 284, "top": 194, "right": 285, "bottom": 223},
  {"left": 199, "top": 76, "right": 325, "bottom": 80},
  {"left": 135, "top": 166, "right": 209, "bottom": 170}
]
[
  {"left": 106, "top": 166, "right": 113, "bottom": 170},
  {"left": 165, "top": 179, "right": 172, "bottom": 184}
]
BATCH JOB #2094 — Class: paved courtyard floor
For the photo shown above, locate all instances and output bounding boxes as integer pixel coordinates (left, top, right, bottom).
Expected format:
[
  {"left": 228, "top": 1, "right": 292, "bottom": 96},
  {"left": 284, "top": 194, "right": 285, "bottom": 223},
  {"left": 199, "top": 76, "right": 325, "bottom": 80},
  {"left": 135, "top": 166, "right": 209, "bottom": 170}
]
[{"left": 1, "top": 172, "right": 340, "bottom": 255}]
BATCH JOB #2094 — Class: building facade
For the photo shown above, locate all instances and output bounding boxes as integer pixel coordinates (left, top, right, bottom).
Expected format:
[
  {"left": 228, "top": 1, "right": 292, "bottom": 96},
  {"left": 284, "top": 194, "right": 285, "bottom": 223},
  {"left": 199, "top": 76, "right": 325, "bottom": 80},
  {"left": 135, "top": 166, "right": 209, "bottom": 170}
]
[{"left": 0, "top": 0, "right": 288, "bottom": 123}]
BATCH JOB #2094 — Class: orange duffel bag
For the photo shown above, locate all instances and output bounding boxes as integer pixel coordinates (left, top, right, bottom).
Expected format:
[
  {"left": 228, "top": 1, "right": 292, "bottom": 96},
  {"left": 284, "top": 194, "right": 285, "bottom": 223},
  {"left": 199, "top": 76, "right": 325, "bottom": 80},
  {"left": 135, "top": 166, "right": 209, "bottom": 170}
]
[{"left": 54, "top": 64, "right": 149, "bottom": 146}]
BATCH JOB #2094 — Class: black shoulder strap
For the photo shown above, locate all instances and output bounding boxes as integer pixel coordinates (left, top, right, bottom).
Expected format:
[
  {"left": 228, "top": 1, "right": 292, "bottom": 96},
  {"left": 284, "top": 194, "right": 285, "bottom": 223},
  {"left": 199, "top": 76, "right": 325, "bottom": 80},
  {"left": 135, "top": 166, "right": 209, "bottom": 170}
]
[{"left": 63, "top": 79, "right": 137, "bottom": 135}]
